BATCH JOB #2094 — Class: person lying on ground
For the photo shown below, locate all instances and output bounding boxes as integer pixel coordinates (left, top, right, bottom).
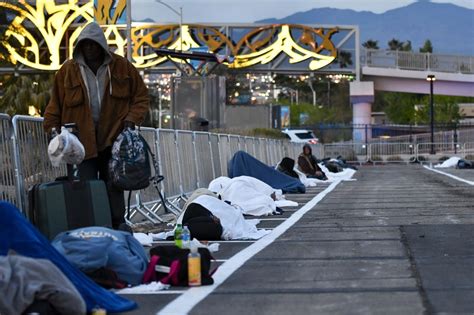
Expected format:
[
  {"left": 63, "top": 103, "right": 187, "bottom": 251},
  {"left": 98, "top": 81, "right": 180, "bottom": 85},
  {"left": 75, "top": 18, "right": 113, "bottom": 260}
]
[
  {"left": 176, "top": 189, "right": 270, "bottom": 240},
  {"left": 276, "top": 157, "right": 299, "bottom": 178},
  {"left": 208, "top": 176, "right": 294, "bottom": 216}
]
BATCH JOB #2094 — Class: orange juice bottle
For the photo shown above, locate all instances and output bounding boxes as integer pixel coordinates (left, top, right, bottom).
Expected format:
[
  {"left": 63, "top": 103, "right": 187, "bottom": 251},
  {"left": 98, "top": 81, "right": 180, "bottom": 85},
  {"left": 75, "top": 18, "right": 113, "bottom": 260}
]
[{"left": 188, "top": 244, "right": 201, "bottom": 286}]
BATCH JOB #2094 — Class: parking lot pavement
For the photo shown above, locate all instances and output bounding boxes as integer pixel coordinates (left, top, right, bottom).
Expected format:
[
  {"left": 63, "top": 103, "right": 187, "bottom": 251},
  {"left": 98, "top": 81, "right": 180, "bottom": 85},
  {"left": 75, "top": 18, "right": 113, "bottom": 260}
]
[
  {"left": 402, "top": 224, "right": 474, "bottom": 314},
  {"left": 430, "top": 167, "right": 474, "bottom": 182},
  {"left": 122, "top": 165, "right": 474, "bottom": 314}
]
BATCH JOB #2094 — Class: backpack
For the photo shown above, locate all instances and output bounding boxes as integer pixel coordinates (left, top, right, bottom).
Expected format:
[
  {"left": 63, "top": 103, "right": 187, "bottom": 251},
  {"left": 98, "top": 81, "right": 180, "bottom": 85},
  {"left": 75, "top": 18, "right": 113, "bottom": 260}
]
[
  {"left": 52, "top": 227, "right": 149, "bottom": 286},
  {"left": 109, "top": 128, "right": 151, "bottom": 191},
  {"left": 144, "top": 245, "right": 215, "bottom": 286}
]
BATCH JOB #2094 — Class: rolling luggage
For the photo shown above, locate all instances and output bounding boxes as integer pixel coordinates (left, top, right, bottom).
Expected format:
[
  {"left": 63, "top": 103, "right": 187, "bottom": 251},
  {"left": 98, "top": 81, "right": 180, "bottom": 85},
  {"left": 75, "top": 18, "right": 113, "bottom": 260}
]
[
  {"left": 28, "top": 177, "right": 112, "bottom": 240},
  {"left": 28, "top": 123, "right": 112, "bottom": 239}
]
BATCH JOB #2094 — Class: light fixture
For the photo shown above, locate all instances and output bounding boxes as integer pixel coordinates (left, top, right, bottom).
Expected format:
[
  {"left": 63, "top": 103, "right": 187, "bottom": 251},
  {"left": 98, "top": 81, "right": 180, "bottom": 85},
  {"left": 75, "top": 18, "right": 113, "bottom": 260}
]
[{"left": 426, "top": 74, "right": 436, "bottom": 81}]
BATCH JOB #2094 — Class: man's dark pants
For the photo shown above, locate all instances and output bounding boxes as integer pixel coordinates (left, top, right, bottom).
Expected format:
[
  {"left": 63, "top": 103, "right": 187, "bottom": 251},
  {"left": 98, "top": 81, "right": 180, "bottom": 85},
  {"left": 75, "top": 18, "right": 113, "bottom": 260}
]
[{"left": 78, "top": 147, "right": 125, "bottom": 228}]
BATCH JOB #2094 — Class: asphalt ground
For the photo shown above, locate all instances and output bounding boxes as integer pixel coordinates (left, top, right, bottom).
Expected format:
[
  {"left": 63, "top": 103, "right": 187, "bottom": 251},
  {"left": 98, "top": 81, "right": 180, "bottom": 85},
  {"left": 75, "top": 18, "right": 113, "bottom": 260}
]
[{"left": 119, "top": 165, "right": 474, "bottom": 314}]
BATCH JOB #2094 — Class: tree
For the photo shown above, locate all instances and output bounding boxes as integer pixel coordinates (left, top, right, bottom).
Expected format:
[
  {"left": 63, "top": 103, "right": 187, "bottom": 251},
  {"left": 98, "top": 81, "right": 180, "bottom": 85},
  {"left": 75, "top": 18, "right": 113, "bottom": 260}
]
[
  {"left": 0, "top": 74, "right": 53, "bottom": 115},
  {"left": 388, "top": 38, "right": 404, "bottom": 51},
  {"left": 383, "top": 92, "right": 421, "bottom": 124},
  {"left": 401, "top": 40, "right": 412, "bottom": 52},
  {"left": 337, "top": 51, "right": 353, "bottom": 68},
  {"left": 362, "top": 39, "right": 379, "bottom": 50},
  {"left": 418, "top": 95, "right": 462, "bottom": 124},
  {"left": 419, "top": 40, "right": 433, "bottom": 53}
]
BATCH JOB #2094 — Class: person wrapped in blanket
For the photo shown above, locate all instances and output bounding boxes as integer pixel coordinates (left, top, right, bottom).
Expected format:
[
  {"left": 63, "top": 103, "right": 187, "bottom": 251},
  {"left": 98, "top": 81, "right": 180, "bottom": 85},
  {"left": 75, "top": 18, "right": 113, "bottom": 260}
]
[
  {"left": 177, "top": 189, "right": 270, "bottom": 241},
  {"left": 297, "top": 144, "right": 328, "bottom": 180}
]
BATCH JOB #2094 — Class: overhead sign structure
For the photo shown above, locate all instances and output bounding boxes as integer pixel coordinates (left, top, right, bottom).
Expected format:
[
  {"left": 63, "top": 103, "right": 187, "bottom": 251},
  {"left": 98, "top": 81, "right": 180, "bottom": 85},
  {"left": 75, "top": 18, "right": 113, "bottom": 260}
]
[{"left": 0, "top": 0, "right": 358, "bottom": 73}]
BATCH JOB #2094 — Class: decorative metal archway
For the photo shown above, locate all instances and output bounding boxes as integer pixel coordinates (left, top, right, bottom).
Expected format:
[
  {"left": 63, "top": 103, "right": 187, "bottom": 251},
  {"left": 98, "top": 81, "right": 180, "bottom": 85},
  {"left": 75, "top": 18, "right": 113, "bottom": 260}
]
[{"left": 0, "top": 0, "right": 359, "bottom": 75}]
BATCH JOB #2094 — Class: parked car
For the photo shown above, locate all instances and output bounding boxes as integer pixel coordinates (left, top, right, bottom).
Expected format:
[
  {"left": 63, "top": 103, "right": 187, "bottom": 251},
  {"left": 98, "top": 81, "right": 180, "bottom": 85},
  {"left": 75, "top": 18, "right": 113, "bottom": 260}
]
[{"left": 282, "top": 129, "right": 319, "bottom": 144}]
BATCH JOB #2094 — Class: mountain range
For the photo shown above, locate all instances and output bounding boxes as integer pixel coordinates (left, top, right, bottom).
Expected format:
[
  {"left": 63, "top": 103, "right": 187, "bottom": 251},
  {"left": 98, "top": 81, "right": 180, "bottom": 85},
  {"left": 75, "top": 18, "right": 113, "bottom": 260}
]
[{"left": 257, "top": 0, "right": 474, "bottom": 55}]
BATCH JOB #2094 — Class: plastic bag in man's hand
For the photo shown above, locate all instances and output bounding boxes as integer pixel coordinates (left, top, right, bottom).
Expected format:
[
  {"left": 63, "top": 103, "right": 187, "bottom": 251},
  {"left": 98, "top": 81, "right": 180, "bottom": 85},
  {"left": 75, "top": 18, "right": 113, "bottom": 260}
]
[{"left": 48, "top": 127, "right": 85, "bottom": 167}]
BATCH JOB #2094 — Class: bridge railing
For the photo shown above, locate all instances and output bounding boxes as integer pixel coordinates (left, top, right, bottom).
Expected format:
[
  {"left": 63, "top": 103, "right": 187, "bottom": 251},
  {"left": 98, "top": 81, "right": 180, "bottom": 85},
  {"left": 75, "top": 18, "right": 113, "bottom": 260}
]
[{"left": 363, "top": 49, "right": 474, "bottom": 74}]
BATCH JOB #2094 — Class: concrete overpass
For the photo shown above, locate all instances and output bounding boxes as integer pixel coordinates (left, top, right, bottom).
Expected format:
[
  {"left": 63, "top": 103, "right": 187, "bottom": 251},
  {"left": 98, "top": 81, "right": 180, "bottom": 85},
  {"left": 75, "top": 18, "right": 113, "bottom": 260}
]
[
  {"left": 361, "top": 49, "right": 474, "bottom": 97},
  {"left": 350, "top": 49, "right": 474, "bottom": 142}
]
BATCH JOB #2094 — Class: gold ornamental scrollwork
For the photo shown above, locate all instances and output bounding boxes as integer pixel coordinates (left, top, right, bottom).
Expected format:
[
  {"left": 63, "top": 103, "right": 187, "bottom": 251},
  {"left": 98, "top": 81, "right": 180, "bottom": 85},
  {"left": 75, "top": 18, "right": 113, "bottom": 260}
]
[
  {"left": 0, "top": 0, "right": 94, "bottom": 70},
  {"left": 0, "top": 0, "right": 341, "bottom": 71}
]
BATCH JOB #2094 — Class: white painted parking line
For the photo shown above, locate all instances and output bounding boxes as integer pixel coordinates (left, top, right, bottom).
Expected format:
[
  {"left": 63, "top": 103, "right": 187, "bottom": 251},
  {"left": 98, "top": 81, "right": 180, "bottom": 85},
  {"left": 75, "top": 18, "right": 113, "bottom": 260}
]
[
  {"left": 120, "top": 290, "right": 185, "bottom": 295},
  {"left": 424, "top": 166, "right": 474, "bottom": 185},
  {"left": 257, "top": 218, "right": 287, "bottom": 221},
  {"left": 157, "top": 180, "right": 341, "bottom": 315}
]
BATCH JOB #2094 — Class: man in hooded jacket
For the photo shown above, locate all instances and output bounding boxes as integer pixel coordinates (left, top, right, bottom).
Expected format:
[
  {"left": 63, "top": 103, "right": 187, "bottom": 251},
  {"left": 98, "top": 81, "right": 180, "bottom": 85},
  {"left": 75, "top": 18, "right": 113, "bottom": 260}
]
[
  {"left": 43, "top": 22, "right": 150, "bottom": 228},
  {"left": 297, "top": 144, "right": 327, "bottom": 180}
]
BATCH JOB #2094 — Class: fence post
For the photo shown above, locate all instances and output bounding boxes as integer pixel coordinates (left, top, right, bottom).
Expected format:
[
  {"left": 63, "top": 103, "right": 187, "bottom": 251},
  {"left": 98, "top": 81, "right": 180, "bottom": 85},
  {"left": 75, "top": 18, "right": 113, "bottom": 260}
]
[
  {"left": 454, "top": 123, "right": 458, "bottom": 154},
  {"left": 365, "top": 124, "right": 368, "bottom": 147}
]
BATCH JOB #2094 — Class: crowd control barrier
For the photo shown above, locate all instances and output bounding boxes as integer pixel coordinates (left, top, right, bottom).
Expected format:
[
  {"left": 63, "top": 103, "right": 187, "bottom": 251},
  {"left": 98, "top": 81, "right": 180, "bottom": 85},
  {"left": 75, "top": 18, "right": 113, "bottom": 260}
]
[{"left": 4, "top": 112, "right": 470, "bottom": 224}]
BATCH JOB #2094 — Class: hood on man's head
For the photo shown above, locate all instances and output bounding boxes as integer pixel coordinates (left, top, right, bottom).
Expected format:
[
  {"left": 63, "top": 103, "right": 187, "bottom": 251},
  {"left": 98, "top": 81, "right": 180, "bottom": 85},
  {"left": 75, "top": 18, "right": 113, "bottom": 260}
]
[
  {"left": 303, "top": 143, "right": 312, "bottom": 154},
  {"left": 73, "top": 22, "right": 111, "bottom": 60}
]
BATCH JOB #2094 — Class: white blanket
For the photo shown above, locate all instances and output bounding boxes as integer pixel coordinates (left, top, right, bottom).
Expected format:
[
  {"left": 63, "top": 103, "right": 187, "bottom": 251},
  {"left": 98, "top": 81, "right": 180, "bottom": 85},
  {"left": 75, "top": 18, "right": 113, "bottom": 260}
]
[
  {"left": 209, "top": 176, "right": 283, "bottom": 216},
  {"left": 319, "top": 164, "right": 356, "bottom": 181},
  {"left": 434, "top": 157, "right": 461, "bottom": 168},
  {"left": 191, "top": 195, "right": 270, "bottom": 240}
]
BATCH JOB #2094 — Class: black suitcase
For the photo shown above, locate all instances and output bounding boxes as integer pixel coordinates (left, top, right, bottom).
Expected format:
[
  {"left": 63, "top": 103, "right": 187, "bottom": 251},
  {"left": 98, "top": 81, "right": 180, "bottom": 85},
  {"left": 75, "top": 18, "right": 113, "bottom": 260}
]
[
  {"left": 28, "top": 123, "right": 112, "bottom": 239},
  {"left": 28, "top": 177, "right": 112, "bottom": 239}
]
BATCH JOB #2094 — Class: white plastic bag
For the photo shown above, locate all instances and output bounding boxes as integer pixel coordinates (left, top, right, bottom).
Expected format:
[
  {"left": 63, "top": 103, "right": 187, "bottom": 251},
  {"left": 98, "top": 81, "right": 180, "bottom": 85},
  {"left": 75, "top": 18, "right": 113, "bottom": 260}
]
[{"left": 48, "top": 127, "right": 85, "bottom": 167}]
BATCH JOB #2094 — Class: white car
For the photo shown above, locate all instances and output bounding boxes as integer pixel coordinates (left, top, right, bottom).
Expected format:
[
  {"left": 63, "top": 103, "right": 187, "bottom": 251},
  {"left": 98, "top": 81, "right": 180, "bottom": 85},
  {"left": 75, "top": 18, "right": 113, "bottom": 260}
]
[{"left": 282, "top": 129, "right": 319, "bottom": 144}]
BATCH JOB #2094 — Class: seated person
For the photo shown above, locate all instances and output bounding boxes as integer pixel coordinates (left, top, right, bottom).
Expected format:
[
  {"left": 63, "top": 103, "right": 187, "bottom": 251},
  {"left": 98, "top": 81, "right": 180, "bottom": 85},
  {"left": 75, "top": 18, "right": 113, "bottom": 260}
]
[
  {"left": 297, "top": 144, "right": 328, "bottom": 180},
  {"left": 276, "top": 157, "right": 299, "bottom": 178}
]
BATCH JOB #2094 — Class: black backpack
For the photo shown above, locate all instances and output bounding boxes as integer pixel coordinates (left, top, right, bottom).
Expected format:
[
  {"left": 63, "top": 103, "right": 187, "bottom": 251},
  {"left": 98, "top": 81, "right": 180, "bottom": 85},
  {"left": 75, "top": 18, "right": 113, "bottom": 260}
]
[
  {"left": 109, "top": 128, "right": 151, "bottom": 191},
  {"left": 144, "top": 245, "right": 215, "bottom": 286}
]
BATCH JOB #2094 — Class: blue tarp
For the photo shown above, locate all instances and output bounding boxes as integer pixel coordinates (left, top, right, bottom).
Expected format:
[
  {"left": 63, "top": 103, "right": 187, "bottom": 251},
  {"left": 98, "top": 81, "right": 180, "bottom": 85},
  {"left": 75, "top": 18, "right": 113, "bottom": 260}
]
[
  {"left": 0, "top": 201, "right": 136, "bottom": 313},
  {"left": 227, "top": 151, "right": 306, "bottom": 194}
]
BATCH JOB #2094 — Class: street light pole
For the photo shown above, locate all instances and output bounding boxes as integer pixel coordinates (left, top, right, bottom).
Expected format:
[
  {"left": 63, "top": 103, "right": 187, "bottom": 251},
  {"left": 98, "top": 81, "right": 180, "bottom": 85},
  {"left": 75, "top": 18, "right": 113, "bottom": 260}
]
[
  {"left": 126, "top": 0, "right": 132, "bottom": 62},
  {"left": 427, "top": 74, "right": 436, "bottom": 154},
  {"left": 155, "top": 0, "right": 183, "bottom": 51}
]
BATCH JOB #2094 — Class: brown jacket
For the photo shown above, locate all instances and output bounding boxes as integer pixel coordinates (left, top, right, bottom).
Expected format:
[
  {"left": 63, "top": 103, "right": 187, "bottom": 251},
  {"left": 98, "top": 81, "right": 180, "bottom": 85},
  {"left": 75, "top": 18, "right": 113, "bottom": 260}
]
[
  {"left": 43, "top": 53, "right": 149, "bottom": 160},
  {"left": 298, "top": 154, "right": 322, "bottom": 176}
]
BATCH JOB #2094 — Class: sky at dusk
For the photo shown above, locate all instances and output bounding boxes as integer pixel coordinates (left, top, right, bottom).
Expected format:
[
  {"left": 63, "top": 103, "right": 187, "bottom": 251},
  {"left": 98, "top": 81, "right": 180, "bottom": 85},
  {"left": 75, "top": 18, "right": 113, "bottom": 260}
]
[{"left": 132, "top": 0, "right": 474, "bottom": 23}]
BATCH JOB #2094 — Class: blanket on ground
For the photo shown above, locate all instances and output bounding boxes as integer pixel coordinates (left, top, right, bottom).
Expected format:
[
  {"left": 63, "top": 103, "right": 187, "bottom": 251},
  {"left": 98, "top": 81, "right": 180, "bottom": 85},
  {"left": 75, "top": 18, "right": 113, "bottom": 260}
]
[
  {"left": 227, "top": 151, "right": 305, "bottom": 194},
  {"left": 186, "top": 195, "right": 270, "bottom": 240},
  {"left": 0, "top": 202, "right": 136, "bottom": 313}
]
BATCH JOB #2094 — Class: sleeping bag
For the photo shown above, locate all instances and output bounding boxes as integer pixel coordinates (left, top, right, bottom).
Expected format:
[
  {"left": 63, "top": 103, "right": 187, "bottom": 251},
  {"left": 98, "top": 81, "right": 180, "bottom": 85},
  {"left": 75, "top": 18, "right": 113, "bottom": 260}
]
[
  {"left": 0, "top": 202, "right": 136, "bottom": 313},
  {"left": 227, "top": 151, "right": 305, "bottom": 193}
]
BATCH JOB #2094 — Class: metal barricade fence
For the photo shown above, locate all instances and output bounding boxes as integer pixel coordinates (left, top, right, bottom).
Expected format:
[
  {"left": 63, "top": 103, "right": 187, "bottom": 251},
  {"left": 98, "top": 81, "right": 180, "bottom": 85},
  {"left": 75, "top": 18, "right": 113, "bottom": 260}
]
[
  {"left": 194, "top": 132, "right": 214, "bottom": 188},
  {"left": 244, "top": 136, "right": 256, "bottom": 157},
  {"left": 267, "top": 139, "right": 278, "bottom": 166},
  {"left": 463, "top": 142, "right": 474, "bottom": 159},
  {"left": 156, "top": 129, "right": 182, "bottom": 200},
  {"left": 12, "top": 116, "right": 66, "bottom": 213},
  {"left": 176, "top": 130, "right": 198, "bottom": 195},
  {"left": 209, "top": 133, "right": 222, "bottom": 178},
  {"left": 370, "top": 143, "right": 416, "bottom": 163},
  {"left": 0, "top": 114, "right": 17, "bottom": 205},
  {"left": 323, "top": 143, "right": 369, "bottom": 163},
  {"left": 306, "top": 144, "right": 324, "bottom": 161},
  {"left": 288, "top": 142, "right": 301, "bottom": 160},
  {"left": 254, "top": 138, "right": 267, "bottom": 163},
  {"left": 416, "top": 142, "right": 464, "bottom": 163},
  {"left": 229, "top": 135, "right": 241, "bottom": 156},
  {"left": 238, "top": 136, "right": 246, "bottom": 151},
  {"left": 129, "top": 127, "right": 171, "bottom": 223},
  {"left": 275, "top": 140, "right": 285, "bottom": 164},
  {"left": 218, "top": 134, "right": 231, "bottom": 177},
  {"left": 136, "top": 128, "right": 160, "bottom": 204}
]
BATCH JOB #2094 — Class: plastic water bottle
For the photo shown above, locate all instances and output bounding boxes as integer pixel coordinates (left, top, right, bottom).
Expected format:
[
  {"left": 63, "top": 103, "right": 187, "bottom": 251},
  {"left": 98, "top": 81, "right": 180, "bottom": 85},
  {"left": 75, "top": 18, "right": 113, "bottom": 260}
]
[
  {"left": 174, "top": 224, "right": 183, "bottom": 248},
  {"left": 188, "top": 243, "right": 201, "bottom": 286},
  {"left": 182, "top": 225, "right": 190, "bottom": 249}
]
